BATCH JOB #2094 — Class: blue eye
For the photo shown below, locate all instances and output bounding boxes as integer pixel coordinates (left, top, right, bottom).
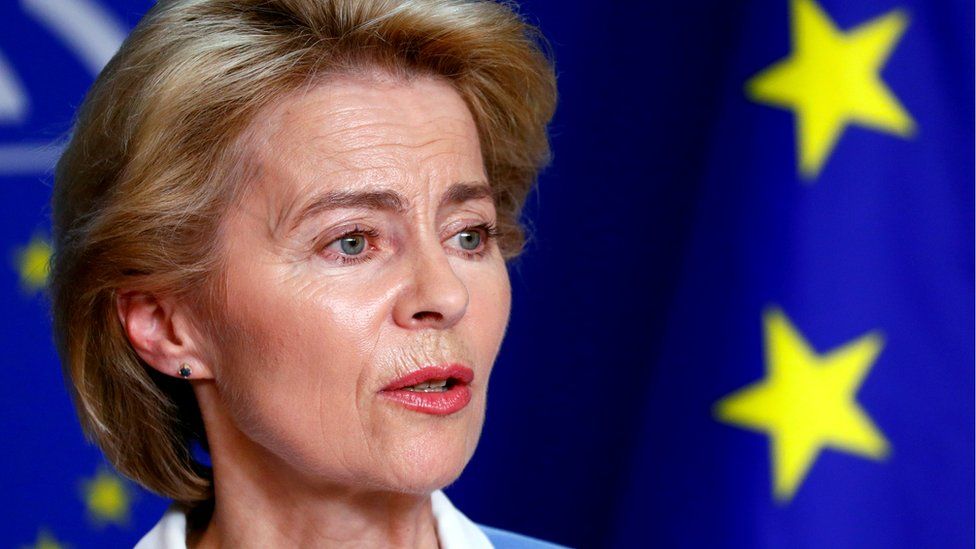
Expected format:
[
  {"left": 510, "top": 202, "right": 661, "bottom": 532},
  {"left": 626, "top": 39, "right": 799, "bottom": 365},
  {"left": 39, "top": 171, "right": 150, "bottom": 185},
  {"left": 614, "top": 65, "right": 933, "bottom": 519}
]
[
  {"left": 338, "top": 235, "right": 367, "bottom": 255},
  {"left": 318, "top": 224, "right": 379, "bottom": 265},
  {"left": 457, "top": 229, "right": 481, "bottom": 251}
]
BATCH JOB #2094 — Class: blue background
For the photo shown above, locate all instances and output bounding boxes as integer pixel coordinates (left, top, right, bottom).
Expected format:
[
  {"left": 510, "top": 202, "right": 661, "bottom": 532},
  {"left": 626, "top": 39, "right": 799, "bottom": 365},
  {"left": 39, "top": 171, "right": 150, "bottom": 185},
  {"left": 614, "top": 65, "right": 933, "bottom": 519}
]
[{"left": 1, "top": 0, "right": 972, "bottom": 547}]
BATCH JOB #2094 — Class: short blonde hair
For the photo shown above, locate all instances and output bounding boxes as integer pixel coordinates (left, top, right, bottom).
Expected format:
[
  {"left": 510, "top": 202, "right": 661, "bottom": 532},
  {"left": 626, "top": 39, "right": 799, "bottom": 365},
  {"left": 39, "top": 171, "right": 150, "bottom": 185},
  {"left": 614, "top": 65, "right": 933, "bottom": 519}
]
[{"left": 50, "top": 0, "right": 556, "bottom": 503}]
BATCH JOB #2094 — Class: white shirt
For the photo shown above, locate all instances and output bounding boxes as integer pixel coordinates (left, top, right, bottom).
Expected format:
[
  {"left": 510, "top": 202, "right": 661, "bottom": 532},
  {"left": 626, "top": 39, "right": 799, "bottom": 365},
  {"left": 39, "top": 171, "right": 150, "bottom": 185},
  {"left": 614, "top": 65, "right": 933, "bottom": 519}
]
[{"left": 134, "top": 488, "right": 494, "bottom": 548}]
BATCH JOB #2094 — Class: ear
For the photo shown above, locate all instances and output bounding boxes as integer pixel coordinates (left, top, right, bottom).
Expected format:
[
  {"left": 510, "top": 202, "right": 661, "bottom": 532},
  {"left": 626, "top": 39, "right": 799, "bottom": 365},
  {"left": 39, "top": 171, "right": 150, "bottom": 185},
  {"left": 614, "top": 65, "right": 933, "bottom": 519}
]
[{"left": 116, "top": 290, "right": 215, "bottom": 380}]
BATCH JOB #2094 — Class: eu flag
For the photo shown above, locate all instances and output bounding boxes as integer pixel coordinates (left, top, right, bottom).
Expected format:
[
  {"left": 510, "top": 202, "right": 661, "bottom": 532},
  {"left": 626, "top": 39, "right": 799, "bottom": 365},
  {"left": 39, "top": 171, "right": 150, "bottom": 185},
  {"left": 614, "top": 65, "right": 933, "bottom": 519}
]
[{"left": 609, "top": 0, "right": 974, "bottom": 546}]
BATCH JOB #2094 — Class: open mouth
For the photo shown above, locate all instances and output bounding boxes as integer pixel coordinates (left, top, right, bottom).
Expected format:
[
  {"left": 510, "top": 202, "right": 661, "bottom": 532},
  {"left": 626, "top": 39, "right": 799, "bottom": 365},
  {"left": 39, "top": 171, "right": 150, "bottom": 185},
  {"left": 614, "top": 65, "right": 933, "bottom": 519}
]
[
  {"left": 379, "top": 364, "right": 474, "bottom": 415},
  {"left": 381, "top": 363, "right": 475, "bottom": 393},
  {"left": 399, "top": 377, "right": 462, "bottom": 393}
]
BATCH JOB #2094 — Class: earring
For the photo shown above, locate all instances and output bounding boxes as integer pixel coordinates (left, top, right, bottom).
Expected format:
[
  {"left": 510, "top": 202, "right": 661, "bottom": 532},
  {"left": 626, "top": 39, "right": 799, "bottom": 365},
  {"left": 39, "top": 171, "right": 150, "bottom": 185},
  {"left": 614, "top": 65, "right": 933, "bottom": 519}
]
[{"left": 178, "top": 363, "right": 192, "bottom": 378}]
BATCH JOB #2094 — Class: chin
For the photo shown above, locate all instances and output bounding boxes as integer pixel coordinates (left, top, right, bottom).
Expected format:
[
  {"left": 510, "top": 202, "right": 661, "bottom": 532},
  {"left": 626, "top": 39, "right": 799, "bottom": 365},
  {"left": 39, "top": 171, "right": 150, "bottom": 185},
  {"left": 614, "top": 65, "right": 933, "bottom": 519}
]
[
  {"left": 386, "top": 468, "right": 466, "bottom": 496},
  {"left": 378, "top": 433, "right": 479, "bottom": 495}
]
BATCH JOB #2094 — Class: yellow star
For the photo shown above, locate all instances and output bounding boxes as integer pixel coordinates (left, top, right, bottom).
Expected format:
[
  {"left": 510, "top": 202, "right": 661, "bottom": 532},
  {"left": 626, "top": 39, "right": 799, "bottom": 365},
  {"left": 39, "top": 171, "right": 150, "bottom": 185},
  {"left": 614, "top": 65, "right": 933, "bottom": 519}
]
[
  {"left": 21, "top": 529, "right": 67, "bottom": 549},
  {"left": 15, "top": 234, "right": 52, "bottom": 291},
  {"left": 746, "top": 0, "right": 915, "bottom": 178},
  {"left": 81, "top": 467, "right": 132, "bottom": 526},
  {"left": 714, "top": 307, "right": 890, "bottom": 502}
]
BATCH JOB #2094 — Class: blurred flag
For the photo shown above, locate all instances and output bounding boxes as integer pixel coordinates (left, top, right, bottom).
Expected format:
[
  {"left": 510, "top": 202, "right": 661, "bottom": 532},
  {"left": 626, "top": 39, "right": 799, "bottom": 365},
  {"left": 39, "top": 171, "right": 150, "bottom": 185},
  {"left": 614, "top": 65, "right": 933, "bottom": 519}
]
[
  {"left": 1, "top": 1, "right": 158, "bottom": 547},
  {"left": 611, "top": 0, "right": 973, "bottom": 546}
]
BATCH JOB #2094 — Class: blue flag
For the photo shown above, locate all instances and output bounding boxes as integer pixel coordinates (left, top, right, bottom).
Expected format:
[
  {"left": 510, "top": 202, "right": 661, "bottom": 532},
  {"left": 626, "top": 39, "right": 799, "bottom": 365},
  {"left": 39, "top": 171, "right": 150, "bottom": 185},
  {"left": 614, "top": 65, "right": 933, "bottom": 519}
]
[{"left": 610, "top": 0, "right": 973, "bottom": 546}]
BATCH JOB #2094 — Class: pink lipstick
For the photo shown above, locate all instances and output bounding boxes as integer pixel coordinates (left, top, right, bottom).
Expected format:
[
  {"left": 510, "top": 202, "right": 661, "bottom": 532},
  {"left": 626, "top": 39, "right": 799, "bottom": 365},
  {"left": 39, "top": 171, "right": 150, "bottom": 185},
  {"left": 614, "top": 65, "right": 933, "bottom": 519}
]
[{"left": 379, "top": 364, "right": 474, "bottom": 415}]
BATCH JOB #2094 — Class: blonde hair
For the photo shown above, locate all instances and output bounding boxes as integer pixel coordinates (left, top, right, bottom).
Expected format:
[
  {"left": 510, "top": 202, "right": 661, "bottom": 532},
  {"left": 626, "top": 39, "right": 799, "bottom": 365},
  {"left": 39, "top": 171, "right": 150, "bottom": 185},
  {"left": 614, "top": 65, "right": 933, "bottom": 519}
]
[{"left": 50, "top": 0, "right": 556, "bottom": 504}]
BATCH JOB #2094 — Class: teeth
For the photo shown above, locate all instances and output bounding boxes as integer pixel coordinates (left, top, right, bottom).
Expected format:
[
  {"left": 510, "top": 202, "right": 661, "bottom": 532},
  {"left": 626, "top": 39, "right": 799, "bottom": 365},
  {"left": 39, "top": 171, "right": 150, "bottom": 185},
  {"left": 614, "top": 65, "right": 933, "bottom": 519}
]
[{"left": 405, "top": 379, "right": 450, "bottom": 392}]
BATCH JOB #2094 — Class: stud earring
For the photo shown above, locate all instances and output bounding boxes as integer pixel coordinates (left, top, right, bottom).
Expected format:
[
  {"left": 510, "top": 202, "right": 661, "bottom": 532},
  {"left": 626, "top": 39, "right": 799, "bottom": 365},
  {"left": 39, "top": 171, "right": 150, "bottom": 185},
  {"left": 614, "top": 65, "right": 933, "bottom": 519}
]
[{"left": 178, "top": 363, "right": 192, "bottom": 378}]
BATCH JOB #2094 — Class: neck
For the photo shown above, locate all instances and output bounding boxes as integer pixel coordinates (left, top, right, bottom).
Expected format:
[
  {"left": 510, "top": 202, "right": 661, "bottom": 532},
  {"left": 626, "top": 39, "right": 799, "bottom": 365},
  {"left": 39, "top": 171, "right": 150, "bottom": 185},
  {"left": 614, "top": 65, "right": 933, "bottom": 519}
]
[{"left": 189, "top": 386, "right": 440, "bottom": 549}]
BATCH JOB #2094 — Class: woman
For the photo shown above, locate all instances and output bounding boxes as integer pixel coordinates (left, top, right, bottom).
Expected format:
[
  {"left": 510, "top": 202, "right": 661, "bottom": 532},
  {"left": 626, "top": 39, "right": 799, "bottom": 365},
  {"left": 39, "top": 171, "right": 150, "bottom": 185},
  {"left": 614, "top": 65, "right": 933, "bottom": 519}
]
[{"left": 49, "top": 0, "right": 560, "bottom": 547}]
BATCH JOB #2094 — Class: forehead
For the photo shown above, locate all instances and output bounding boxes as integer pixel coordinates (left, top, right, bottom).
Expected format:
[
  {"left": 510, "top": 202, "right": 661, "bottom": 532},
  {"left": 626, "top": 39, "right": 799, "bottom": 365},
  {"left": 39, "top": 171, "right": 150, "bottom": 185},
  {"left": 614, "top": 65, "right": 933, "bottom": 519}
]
[{"left": 241, "top": 72, "right": 486, "bottom": 213}]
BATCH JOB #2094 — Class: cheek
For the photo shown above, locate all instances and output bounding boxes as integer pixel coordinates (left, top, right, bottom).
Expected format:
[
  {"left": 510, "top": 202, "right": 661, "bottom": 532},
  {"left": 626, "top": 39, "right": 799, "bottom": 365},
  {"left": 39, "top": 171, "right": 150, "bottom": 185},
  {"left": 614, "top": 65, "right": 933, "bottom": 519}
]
[
  {"left": 223, "top": 261, "right": 389, "bottom": 368},
  {"left": 464, "top": 258, "right": 512, "bottom": 362},
  {"left": 214, "top": 268, "right": 389, "bottom": 469}
]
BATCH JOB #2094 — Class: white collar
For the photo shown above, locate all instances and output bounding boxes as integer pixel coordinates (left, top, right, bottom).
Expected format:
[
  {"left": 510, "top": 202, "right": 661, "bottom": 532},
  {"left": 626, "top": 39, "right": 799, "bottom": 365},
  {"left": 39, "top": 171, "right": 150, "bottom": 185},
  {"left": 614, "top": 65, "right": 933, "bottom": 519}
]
[{"left": 134, "top": 488, "right": 493, "bottom": 549}]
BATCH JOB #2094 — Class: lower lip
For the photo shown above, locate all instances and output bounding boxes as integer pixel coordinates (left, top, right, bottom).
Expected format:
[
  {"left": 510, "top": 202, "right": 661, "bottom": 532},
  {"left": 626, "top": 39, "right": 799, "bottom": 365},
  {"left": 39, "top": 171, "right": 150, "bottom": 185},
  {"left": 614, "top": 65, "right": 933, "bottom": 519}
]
[{"left": 379, "top": 384, "right": 472, "bottom": 415}]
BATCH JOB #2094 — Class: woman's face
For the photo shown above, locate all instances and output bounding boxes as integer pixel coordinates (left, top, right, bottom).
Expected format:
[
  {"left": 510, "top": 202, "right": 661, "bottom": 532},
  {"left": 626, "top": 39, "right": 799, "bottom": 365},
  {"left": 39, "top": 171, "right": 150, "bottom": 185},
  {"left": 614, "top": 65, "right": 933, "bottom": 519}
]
[{"left": 209, "top": 73, "right": 511, "bottom": 494}]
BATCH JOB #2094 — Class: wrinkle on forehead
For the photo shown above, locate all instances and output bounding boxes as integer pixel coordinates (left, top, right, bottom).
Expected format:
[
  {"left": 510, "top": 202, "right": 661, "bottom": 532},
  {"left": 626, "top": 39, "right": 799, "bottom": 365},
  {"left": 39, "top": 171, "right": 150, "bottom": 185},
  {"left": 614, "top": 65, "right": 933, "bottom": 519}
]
[
  {"left": 230, "top": 71, "right": 485, "bottom": 239},
  {"left": 264, "top": 71, "right": 476, "bottom": 153}
]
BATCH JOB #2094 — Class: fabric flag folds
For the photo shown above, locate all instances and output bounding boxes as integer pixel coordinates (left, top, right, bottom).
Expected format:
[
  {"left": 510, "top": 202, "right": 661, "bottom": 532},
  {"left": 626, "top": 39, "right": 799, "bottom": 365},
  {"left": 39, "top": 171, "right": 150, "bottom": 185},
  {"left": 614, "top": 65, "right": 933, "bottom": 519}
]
[{"left": 610, "top": 0, "right": 973, "bottom": 547}]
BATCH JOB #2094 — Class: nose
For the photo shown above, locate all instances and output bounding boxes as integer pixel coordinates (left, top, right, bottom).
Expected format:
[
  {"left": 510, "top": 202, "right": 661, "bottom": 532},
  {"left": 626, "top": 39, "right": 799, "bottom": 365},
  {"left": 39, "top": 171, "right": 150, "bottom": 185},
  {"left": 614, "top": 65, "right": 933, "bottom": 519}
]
[{"left": 392, "top": 236, "right": 469, "bottom": 330}]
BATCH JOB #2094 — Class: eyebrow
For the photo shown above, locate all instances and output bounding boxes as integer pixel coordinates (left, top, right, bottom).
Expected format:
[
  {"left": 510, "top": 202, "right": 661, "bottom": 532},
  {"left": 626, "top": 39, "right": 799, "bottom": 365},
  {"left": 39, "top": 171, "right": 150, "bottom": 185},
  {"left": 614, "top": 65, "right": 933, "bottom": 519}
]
[{"left": 285, "top": 181, "right": 494, "bottom": 233}]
